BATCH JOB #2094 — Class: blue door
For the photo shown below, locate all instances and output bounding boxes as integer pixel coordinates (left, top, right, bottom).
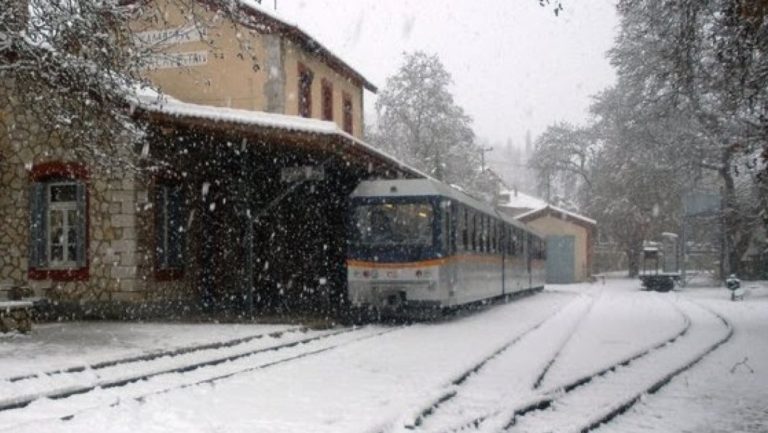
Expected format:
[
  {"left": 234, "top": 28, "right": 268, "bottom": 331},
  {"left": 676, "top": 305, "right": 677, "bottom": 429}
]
[{"left": 547, "top": 235, "right": 575, "bottom": 284}]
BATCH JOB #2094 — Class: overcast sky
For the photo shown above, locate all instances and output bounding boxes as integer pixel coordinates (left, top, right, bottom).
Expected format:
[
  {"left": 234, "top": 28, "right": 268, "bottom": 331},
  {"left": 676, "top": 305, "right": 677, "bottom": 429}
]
[{"left": 270, "top": 0, "right": 618, "bottom": 148}]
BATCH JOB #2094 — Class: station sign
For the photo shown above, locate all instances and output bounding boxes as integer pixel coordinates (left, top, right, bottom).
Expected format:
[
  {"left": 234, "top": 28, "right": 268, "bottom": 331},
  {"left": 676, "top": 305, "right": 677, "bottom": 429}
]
[
  {"left": 135, "top": 25, "right": 205, "bottom": 47},
  {"left": 280, "top": 166, "right": 326, "bottom": 183},
  {"left": 146, "top": 51, "right": 209, "bottom": 70}
]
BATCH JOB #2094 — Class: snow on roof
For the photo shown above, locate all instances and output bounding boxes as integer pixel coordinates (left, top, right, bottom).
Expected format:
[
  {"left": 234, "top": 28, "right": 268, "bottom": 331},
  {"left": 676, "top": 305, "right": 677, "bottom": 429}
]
[
  {"left": 234, "top": 0, "right": 377, "bottom": 92},
  {"left": 498, "top": 189, "right": 548, "bottom": 210},
  {"left": 136, "top": 91, "right": 339, "bottom": 135},
  {"left": 517, "top": 204, "right": 597, "bottom": 226},
  {"left": 497, "top": 189, "right": 596, "bottom": 226},
  {"left": 133, "top": 91, "right": 426, "bottom": 178}
]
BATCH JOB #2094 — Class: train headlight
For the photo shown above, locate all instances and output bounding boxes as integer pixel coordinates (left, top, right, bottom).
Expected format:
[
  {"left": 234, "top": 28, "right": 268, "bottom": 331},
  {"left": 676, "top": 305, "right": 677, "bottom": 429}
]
[
  {"left": 363, "top": 270, "right": 371, "bottom": 278},
  {"left": 415, "top": 270, "right": 423, "bottom": 278}
]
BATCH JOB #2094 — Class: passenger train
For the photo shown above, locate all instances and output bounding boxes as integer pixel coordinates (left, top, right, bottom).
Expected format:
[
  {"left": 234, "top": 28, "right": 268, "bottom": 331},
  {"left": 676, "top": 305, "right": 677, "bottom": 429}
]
[{"left": 347, "top": 179, "right": 546, "bottom": 318}]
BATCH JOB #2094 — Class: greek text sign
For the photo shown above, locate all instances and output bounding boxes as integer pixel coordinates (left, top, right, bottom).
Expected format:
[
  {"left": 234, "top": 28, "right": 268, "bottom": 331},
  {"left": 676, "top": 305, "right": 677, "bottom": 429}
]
[
  {"left": 147, "top": 51, "right": 209, "bottom": 70},
  {"left": 135, "top": 26, "right": 204, "bottom": 47}
]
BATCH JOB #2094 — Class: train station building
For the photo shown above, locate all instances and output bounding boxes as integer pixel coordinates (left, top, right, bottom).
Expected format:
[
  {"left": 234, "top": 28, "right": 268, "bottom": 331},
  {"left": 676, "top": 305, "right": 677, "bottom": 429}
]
[{"left": 0, "top": 1, "right": 420, "bottom": 318}]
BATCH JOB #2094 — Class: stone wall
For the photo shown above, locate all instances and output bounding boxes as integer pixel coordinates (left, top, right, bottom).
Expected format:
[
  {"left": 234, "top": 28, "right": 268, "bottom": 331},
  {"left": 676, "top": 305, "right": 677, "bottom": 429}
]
[{"left": 0, "top": 80, "right": 145, "bottom": 303}]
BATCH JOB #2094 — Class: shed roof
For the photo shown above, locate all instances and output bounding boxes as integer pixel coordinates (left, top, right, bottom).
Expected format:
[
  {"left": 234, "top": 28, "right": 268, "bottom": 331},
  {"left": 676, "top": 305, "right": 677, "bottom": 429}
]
[
  {"left": 516, "top": 204, "right": 597, "bottom": 228},
  {"left": 498, "top": 189, "right": 548, "bottom": 210}
]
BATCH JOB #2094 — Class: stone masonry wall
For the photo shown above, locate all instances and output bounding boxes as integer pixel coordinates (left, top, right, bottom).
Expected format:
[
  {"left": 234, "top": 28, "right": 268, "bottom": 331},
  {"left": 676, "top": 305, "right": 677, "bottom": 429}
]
[{"left": 0, "top": 80, "right": 144, "bottom": 303}]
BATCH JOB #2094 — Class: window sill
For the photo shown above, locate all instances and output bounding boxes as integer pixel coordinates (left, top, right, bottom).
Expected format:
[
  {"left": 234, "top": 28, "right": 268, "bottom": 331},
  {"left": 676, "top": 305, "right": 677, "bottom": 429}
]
[{"left": 29, "top": 268, "right": 89, "bottom": 282}]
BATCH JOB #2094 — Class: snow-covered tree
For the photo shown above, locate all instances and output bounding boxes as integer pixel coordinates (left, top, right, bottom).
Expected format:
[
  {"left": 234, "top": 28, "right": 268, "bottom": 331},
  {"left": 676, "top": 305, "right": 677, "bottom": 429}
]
[
  {"left": 371, "top": 51, "right": 482, "bottom": 192},
  {"left": 610, "top": 0, "right": 768, "bottom": 276},
  {"left": 0, "top": 0, "right": 255, "bottom": 168},
  {"left": 529, "top": 122, "right": 596, "bottom": 205}
]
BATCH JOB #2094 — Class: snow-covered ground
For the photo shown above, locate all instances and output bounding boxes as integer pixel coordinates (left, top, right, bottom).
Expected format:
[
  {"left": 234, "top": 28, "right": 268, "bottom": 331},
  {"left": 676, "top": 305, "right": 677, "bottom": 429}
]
[{"left": 0, "top": 278, "right": 765, "bottom": 433}]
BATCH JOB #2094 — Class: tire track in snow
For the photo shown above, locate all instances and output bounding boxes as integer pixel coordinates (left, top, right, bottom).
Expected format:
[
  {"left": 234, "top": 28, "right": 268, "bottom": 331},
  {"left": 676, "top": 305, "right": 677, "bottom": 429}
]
[{"left": 0, "top": 325, "right": 405, "bottom": 431}]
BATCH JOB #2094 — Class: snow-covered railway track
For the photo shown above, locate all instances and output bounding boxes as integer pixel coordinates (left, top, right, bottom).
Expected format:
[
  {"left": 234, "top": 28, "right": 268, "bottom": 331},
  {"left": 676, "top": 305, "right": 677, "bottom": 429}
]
[
  {"left": 496, "top": 300, "right": 732, "bottom": 433},
  {"left": 3, "top": 326, "right": 305, "bottom": 384},
  {"left": 394, "top": 293, "right": 592, "bottom": 432},
  {"left": 425, "top": 294, "right": 691, "bottom": 433},
  {"left": 0, "top": 325, "right": 401, "bottom": 429}
]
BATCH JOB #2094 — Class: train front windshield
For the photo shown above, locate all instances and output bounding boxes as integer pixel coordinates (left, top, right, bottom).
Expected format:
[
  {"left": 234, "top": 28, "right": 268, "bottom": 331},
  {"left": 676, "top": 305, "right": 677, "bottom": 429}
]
[
  {"left": 352, "top": 203, "right": 433, "bottom": 247},
  {"left": 349, "top": 201, "right": 437, "bottom": 261}
]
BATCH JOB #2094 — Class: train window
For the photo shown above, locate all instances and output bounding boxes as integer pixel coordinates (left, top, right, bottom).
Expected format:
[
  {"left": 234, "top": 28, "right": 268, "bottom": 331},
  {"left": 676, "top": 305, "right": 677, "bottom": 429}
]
[
  {"left": 471, "top": 213, "right": 477, "bottom": 252},
  {"left": 488, "top": 219, "right": 493, "bottom": 253},
  {"left": 441, "top": 201, "right": 452, "bottom": 254},
  {"left": 351, "top": 202, "right": 434, "bottom": 247},
  {"left": 492, "top": 220, "right": 497, "bottom": 253},
  {"left": 459, "top": 207, "right": 466, "bottom": 251},
  {"left": 449, "top": 203, "right": 457, "bottom": 254},
  {"left": 486, "top": 217, "right": 491, "bottom": 253},
  {"left": 477, "top": 215, "right": 482, "bottom": 252},
  {"left": 513, "top": 229, "right": 518, "bottom": 255},
  {"left": 489, "top": 219, "right": 495, "bottom": 252}
]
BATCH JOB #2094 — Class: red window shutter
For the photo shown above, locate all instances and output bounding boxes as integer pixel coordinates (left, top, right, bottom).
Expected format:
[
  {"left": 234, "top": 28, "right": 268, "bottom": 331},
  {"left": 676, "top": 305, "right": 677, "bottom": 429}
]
[{"left": 342, "top": 92, "right": 353, "bottom": 134}]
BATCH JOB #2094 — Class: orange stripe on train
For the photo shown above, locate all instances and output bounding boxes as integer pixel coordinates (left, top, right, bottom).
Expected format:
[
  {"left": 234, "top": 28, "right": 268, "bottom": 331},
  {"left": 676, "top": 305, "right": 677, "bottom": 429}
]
[{"left": 347, "top": 255, "right": 524, "bottom": 269}]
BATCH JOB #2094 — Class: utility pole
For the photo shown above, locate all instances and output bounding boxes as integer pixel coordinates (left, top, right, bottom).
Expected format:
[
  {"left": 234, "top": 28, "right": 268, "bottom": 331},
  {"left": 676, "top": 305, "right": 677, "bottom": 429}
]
[{"left": 480, "top": 145, "right": 493, "bottom": 173}]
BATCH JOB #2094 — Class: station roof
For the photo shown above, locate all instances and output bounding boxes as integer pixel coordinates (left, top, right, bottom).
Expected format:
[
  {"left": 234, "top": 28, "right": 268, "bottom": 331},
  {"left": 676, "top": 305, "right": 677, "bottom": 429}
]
[{"left": 132, "top": 92, "right": 422, "bottom": 179}]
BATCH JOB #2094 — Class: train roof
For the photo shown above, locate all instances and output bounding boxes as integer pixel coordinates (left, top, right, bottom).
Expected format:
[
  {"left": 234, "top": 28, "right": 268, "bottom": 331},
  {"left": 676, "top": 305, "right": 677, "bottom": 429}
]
[{"left": 351, "top": 179, "right": 538, "bottom": 235}]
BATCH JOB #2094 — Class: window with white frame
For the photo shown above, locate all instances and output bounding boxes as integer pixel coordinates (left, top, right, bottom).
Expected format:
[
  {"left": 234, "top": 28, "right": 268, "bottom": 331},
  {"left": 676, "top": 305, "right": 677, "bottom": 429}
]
[{"left": 29, "top": 180, "right": 87, "bottom": 270}]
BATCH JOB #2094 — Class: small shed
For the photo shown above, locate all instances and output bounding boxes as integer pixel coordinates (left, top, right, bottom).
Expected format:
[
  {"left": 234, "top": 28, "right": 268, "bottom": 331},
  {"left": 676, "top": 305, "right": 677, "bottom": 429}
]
[{"left": 514, "top": 205, "right": 597, "bottom": 284}]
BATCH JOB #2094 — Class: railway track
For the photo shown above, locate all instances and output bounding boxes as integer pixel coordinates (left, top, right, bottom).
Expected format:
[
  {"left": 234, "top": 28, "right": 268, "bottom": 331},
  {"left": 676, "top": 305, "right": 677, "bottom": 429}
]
[
  {"left": 3, "top": 326, "right": 305, "bottom": 384},
  {"left": 466, "top": 298, "right": 731, "bottom": 433},
  {"left": 404, "top": 292, "right": 692, "bottom": 433},
  {"left": 0, "top": 325, "right": 401, "bottom": 431},
  {"left": 390, "top": 292, "right": 594, "bottom": 433}
]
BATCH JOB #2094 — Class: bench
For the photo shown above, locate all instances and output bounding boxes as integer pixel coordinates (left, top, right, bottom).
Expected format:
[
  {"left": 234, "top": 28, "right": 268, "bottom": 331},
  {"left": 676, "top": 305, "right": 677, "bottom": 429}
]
[
  {"left": 0, "top": 287, "right": 33, "bottom": 333},
  {"left": 0, "top": 300, "right": 33, "bottom": 333}
]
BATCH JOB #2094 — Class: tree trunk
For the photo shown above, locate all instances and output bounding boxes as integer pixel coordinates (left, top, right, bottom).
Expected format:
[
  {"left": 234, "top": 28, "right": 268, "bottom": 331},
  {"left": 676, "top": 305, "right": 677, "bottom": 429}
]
[
  {"left": 626, "top": 233, "right": 645, "bottom": 277},
  {"left": 719, "top": 144, "right": 737, "bottom": 278}
]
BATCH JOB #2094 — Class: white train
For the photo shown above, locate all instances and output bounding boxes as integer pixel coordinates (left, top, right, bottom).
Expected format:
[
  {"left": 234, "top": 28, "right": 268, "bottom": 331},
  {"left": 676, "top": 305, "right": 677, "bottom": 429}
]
[{"left": 347, "top": 179, "right": 546, "bottom": 318}]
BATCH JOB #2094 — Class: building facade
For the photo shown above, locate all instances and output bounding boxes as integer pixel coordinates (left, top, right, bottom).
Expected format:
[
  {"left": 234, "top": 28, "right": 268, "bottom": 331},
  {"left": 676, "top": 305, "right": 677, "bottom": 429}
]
[
  {"left": 0, "top": 1, "right": 412, "bottom": 318},
  {"left": 133, "top": 0, "right": 373, "bottom": 139}
]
